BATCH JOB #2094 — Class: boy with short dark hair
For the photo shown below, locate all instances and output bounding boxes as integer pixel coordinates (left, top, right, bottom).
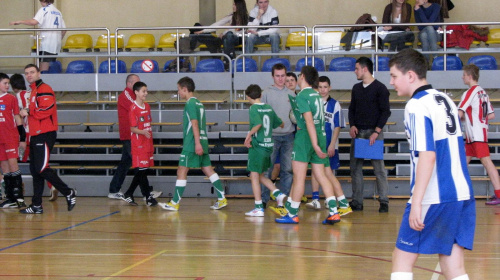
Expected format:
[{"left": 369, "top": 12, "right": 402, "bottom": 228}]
[
  {"left": 0, "top": 73, "right": 26, "bottom": 209},
  {"left": 121, "top": 81, "right": 158, "bottom": 206},
  {"left": 389, "top": 48, "right": 474, "bottom": 280},
  {"left": 244, "top": 84, "right": 286, "bottom": 217},
  {"left": 159, "top": 77, "right": 227, "bottom": 211}
]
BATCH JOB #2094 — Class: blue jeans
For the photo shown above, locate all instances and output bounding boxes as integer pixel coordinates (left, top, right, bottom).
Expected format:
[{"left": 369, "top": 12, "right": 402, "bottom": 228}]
[
  {"left": 349, "top": 129, "right": 389, "bottom": 205},
  {"left": 419, "top": 26, "right": 441, "bottom": 61},
  {"left": 261, "top": 133, "right": 294, "bottom": 203},
  {"left": 109, "top": 140, "right": 132, "bottom": 193},
  {"left": 222, "top": 31, "right": 241, "bottom": 60},
  {"left": 245, "top": 33, "right": 280, "bottom": 57}
]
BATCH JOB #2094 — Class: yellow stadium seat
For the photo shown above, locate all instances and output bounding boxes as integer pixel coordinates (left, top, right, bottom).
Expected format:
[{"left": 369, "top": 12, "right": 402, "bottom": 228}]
[
  {"left": 485, "top": 28, "right": 500, "bottom": 45},
  {"left": 285, "top": 31, "right": 311, "bottom": 50},
  {"left": 125, "top": 33, "right": 155, "bottom": 51},
  {"left": 156, "top": 33, "right": 186, "bottom": 51},
  {"left": 62, "top": 34, "right": 93, "bottom": 52},
  {"left": 31, "top": 38, "right": 42, "bottom": 52},
  {"left": 94, "top": 33, "right": 124, "bottom": 52}
]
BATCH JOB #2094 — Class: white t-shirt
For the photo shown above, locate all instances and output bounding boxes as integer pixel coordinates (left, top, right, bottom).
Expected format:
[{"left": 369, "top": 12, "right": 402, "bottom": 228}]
[
  {"left": 33, "top": 4, "right": 66, "bottom": 54},
  {"left": 405, "top": 87, "right": 472, "bottom": 204},
  {"left": 458, "top": 85, "right": 494, "bottom": 143}
]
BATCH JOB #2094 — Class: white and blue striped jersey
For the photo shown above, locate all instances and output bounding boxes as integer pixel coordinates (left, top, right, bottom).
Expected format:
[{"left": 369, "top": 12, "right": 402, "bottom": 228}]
[
  {"left": 405, "top": 87, "right": 473, "bottom": 204},
  {"left": 324, "top": 97, "right": 345, "bottom": 149}
]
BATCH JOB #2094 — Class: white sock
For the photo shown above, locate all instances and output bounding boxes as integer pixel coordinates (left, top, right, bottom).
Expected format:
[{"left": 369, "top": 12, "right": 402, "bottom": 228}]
[
  {"left": 450, "top": 274, "right": 469, "bottom": 280},
  {"left": 391, "top": 272, "right": 413, "bottom": 280}
]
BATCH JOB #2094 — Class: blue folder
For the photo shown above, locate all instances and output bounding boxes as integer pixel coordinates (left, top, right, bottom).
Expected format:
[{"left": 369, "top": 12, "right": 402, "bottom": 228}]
[{"left": 354, "top": 138, "right": 384, "bottom": 160}]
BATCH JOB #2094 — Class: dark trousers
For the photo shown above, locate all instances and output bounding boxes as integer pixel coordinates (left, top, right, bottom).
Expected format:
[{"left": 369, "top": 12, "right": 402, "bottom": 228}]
[
  {"left": 109, "top": 140, "right": 132, "bottom": 193},
  {"left": 124, "top": 168, "right": 151, "bottom": 198},
  {"left": 29, "top": 131, "right": 71, "bottom": 206}
]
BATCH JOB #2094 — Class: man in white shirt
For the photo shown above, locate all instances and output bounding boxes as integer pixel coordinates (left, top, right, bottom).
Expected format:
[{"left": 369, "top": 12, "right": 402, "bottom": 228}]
[
  {"left": 10, "top": 0, "right": 66, "bottom": 72},
  {"left": 246, "top": 0, "right": 280, "bottom": 56}
]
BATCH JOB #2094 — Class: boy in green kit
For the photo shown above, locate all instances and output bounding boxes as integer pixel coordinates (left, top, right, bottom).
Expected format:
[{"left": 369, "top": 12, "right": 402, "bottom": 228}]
[
  {"left": 159, "top": 77, "right": 227, "bottom": 211},
  {"left": 244, "top": 84, "right": 287, "bottom": 217}
]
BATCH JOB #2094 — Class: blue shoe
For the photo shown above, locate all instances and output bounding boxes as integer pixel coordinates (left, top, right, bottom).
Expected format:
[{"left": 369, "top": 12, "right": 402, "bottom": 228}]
[{"left": 275, "top": 214, "right": 299, "bottom": 224}]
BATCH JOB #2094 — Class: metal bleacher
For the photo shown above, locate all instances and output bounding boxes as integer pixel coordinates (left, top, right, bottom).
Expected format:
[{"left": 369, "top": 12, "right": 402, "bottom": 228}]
[{"left": 6, "top": 21, "right": 500, "bottom": 198}]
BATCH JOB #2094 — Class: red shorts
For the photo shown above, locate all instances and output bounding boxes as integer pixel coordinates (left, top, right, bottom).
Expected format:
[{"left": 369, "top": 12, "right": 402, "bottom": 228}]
[
  {"left": 0, "top": 142, "right": 19, "bottom": 161},
  {"left": 132, "top": 149, "right": 154, "bottom": 168},
  {"left": 465, "top": 142, "right": 490, "bottom": 158}
]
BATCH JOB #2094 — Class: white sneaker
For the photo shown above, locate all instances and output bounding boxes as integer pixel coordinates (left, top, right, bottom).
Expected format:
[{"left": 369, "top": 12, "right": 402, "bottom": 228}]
[
  {"left": 306, "top": 199, "right": 321, "bottom": 210},
  {"left": 108, "top": 192, "right": 124, "bottom": 200},
  {"left": 143, "top": 190, "right": 163, "bottom": 201},
  {"left": 245, "top": 208, "right": 264, "bottom": 217}
]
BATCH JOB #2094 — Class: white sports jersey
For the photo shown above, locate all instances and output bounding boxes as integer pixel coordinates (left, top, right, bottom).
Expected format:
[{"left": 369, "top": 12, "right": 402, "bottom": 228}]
[
  {"left": 458, "top": 85, "right": 494, "bottom": 143},
  {"left": 34, "top": 4, "right": 66, "bottom": 54},
  {"left": 405, "top": 87, "right": 473, "bottom": 204},
  {"left": 16, "top": 90, "right": 31, "bottom": 133}
]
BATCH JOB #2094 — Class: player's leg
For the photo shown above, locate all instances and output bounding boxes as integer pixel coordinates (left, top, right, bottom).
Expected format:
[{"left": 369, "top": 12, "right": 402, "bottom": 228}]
[
  {"left": 324, "top": 167, "right": 351, "bottom": 216},
  {"left": 270, "top": 163, "right": 280, "bottom": 184},
  {"left": 0, "top": 159, "right": 16, "bottom": 208},
  {"left": 122, "top": 168, "right": 141, "bottom": 206},
  {"left": 391, "top": 248, "right": 418, "bottom": 280},
  {"left": 439, "top": 244, "right": 468, "bottom": 280},
  {"left": 7, "top": 157, "right": 25, "bottom": 207},
  {"left": 246, "top": 172, "right": 265, "bottom": 217},
  {"left": 311, "top": 163, "right": 341, "bottom": 225},
  {"left": 480, "top": 156, "right": 500, "bottom": 204},
  {"left": 137, "top": 168, "right": 157, "bottom": 206},
  {"left": 203, "top": 164, "right": 227, "bottom": 210},
  {"left": 173, "top": 166, "right": 189, "bottom": 203},
  {"left": 349, "top": 139, "right": 365, "bottom": 210},
  {"left": 109, "top": 140, "right": 132, "bottom": 199},
  {"left": 275, "top": 160, "right": 307, "bottom": 224},
  {"left": 306, "top": 173, "right": 321, "bottom": 210},
  {"left": 372, "top": 158, "right": 389, "bottom": 212}
]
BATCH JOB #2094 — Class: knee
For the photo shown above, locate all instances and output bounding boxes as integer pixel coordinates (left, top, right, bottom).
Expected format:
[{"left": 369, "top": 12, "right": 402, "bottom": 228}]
[
  {"left": 269, "top": 33, "right": 280, "bottom": 42},
  {"left": 247, "top": 34, "right": 257, "bottom": 43}
]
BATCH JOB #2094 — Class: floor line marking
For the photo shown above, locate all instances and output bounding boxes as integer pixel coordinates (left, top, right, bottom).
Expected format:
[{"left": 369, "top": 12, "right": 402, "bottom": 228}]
[
  {"left": 0, "top": 211, "right": 119, "bottom": 253},
  {"left": 431, "top": 262, "right": 441, "bottom": 280},
  {"left": 102, "top": 250, "right": 167, "bottom": 280}
]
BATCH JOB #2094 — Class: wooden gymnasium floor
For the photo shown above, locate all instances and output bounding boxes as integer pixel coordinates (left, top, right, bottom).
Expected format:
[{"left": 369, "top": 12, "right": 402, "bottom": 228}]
[{"left": 0, "top": 197, "right": 498, "bottom": 280}]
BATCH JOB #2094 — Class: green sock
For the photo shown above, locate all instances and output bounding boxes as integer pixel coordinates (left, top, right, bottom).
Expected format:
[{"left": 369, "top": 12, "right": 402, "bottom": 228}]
[
  {"left": 326, "top": 197, "right": 338, "bottom": 214},
  {"left": 213, "top": 179, "right": 225, "bottom": 199},
  {"left": 172, "top": 186, "right": 185, "bottom": 204},
  {"left": 255, "top": 200, "right": 264, "bottom": 209},
  {"left": 338, "top": 198, "right": 349, "bottom": 208},
  {"left": 287, "top": 200, "right": 300, "bottom": 216},
  {"left": 272, "top": 189, "right": 283, "bottom": 201}
]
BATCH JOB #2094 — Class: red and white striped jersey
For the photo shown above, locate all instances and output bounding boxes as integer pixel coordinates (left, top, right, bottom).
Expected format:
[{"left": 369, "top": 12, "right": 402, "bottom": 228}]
[{"left": 458, "top": 85, "right": 494, "bottom": 143}]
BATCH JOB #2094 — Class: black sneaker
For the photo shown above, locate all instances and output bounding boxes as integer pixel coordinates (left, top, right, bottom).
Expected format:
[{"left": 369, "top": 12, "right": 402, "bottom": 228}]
[
  {"left": 379, "top": 202, "right": 389, "bottom": 213},
  {"left": 0, "top": 199, "right": 18, "bottom": 208},
  {"left": 122, "top": 195, "right": 138, "bottom": 206},
  {"left": 349, "top": 200, "right": 364, "bottom": 211},
  {"left": 16, "top": 199, "right": 27, "bottom": 209},
  {"left": 20, "top": 204, "right": 43, "bottom": 214},
  {"left": 66, "top": 189, "right": 77, "bottom": 211},
  {"left": 146, "top": 196, "right": 158, "bottom": 206}
]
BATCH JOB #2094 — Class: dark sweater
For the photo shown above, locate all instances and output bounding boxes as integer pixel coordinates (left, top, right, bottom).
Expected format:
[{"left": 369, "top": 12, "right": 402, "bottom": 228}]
[
  {"left": 348, "top": 79, "right": 391, "bottom": 130},
  {"left": 382, "top": 3, "right": 413, "bottom": 32}
]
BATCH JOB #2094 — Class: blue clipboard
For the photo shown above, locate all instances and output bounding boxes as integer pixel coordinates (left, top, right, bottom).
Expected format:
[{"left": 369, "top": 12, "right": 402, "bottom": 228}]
[{"left": 354, "top": 138, "right": 384, "bottom": 160}]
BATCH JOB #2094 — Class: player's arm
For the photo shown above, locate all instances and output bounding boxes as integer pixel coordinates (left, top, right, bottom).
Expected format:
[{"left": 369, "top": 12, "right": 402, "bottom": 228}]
[
  {"left": 10, "top": 19, "right": 39, "bottom": 26},
  {"left": 458, "top": 110, "right": 464, "bottom": 120},
  {"left": 30, "top": 92, "right": 57, "bottom": 120},
  {"left": 303, "top": 111, "right": 326, "bottom": 159},
  {"left": 131, "top": 126, "right": 150, "bottom": 139},
  {"left": 191, "top": 119, "right": 203, "bottom": 156},
  {"left": 409, "top": 150, "right": 435, "bottom": 232},
  {"left": 328, "top": 127, "right": 340, "bottom": 158},
  {"left": 488, "top": 112, "right": 495, "bottom": 120},
  {"left": 15, "top": 114, "right": 27, "bottom": 150},
  {"left": 244, "top": 124, "right": 262, "bottom": 148}
]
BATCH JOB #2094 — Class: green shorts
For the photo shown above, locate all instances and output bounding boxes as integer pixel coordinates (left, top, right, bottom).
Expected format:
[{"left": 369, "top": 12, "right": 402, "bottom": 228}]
[
  {"left": 247, "top": 148, "right": 272, "bottom": 174},
  {"left": 179, "top": 150, "right": 212, "bottom": 168},
  {"left": 292, "top": 129, "right": 328, "bottom": 165}
]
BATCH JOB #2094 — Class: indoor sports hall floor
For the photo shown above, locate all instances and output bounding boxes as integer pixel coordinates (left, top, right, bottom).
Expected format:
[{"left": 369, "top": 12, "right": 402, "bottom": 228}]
[{"left": 0, "top": 197, "right": 498, "bottom": 279}]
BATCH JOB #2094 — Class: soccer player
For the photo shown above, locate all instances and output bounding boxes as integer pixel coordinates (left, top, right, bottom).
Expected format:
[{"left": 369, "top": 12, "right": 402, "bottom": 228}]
[
  {"left": 458, "top": 64, "right": 500, "bottom": 205},
  {"left": 285, "top": 72, "right": 298, "bottom": 95},
  {"left": 159, "top": 77, "right": 227, "bottom": 211},
  {"left": 121, "top": 81, "right": 158, "bottom": 207},
  {"left": 306, "top": 76, "right": 352, "bottom": 216},
  {"left": 19, "top": 64, "right": 76, "bottom": 214},
  {"left": 389, "top": 48, "right": 475, "bottom": 280},
  {"left": 275, "top": 66, "right": 341, "bottom": 225},
  {"left": 244, "top": 84, "right": 287, "bottom": 217},
  {"left": 0, "top": 73, "right": 27, "bottom": 209}
]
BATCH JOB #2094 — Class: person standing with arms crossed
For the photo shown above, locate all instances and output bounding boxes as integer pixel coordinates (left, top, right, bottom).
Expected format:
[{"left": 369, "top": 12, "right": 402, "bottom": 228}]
[
  {"left": 348, "top": 57, "right": 391, "bottom": 213},
  {"left": 458, "top": 64, "right": 500, "bottom": 205},
  {"left": 19, "top": 64, "right": 76, "bottom": 214},
  {"left": 389, "top": 48, "right": 474, "bottom": 280},
  {"left": 10, "top": 0, "right": 66, "bottom": 72}
]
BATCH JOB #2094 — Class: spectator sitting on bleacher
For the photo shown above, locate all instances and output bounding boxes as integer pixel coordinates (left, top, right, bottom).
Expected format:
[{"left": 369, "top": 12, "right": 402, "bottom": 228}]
[
  {"left": 414, "top": 0, "right": 443, "bottom": 63},
  {"left": 458, "top": 64, "right": 500, "bottom": 205},
  {"left": 246, "top": 0, "right": 280, "bottom": 57},
  {"left": 381, "top": 0, "right": 415, "bottom": 52}
]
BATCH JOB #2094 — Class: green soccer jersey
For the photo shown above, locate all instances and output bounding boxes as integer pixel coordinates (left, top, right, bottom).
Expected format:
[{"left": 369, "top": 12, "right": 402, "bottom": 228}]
[
  {"left": 295, "top": 87, "right": 325, "bottom": 133},
  {"left": 182, "top": 97, "right": 209, "bottom": 153},
  {"left": 249, "top": 103, "right": 283, "bottom": 153}
]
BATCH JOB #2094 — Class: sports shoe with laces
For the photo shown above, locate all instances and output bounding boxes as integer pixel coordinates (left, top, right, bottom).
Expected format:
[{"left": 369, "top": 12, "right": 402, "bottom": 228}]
[
  {"left": 338, "top": 206, "right": 353, "bottom": 216},
  {"left": 159, "top": 201, "right": 179, "bottom": 211},
  {"left": 20, "top": 204, "right": 43, "bottom": 214},
  {"left": 66, "top": 189, "right": 77, "bottom": 211},
  {"left": 269, "top": 205, "right": 288, "bottom": 217},
  {"left": 275, "top": 214, "right": 299, "bottom": 224},
  {"left": 379, "top": 202, "right": 389, "bottom": 213},
  {"left": 306, "top": 199, "right": 321, "bottom": 210},
  {"left": 486, "top": 196, "right": 500, "bottom": 205},
  {"left": 322, "top": 213, "right": 341, "bottom": 225},
  {"left": 143, "top": 190, "right": 163, "bottom": 201},
  {"left": 122, "top": 195, "right": 138, "bottom": 206},
  {"left": 108, "top": 192, "right": 124, "bottom": 200},
  {"left": 146, "top": 196, "right": 158, "bottom": 206},
  {"left": 0, "top": 199, "right": 18, "bottom": 208},
  {"left": 49, "top": 187, "right": 58, "bottom": 201},
  {"left": 301, "top": 196, "right": 308, "bottom": 203},
  {"left": 245, "top": 208, "right": 264, "bottom": 217},
  {"left": 349, "top": 200, "right": 364, "bottom": 211},
  {"left": 16, "top": 199, "right": 27, "bottom": 208},
  {"left": 210, "top": 198, "right": 227, "bottom": 210}
]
